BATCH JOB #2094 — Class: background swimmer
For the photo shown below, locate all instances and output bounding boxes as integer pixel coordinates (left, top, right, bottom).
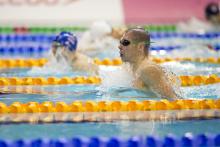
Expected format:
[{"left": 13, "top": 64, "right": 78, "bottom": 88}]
[
  {"left": 51, "top": 32, "right": 98, "bottom": 75},
  {"left": 178, "top": 2, "right": 220, "bottom": 33},
  {"left": 118, "top": 28, "right": 181, "bottom": 100},
  {"left": 78, "top": 21, "right": 126, "bottom": 56},
  {"left": 205, "top": 2, "right": 220, "bottom": 26}
]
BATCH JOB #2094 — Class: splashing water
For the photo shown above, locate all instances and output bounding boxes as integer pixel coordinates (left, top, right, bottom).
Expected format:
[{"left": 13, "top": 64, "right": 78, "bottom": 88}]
[
  {"left": 96, "top": 63, "right": 134, "bottom": 99},
  {"left": 97, "top": 62, "right": 183, "bottom": 99},
  {"left": 162, "top": 66, "right": 185, "bottom": 98},
  {"left": 177, "top": 17, "right": 212, "bottom": 33},
  {"left": 78, "top": 21, "right": 119, "bottom": 58},
  {"left": 182, "top": 83, "right": 220, "bottom": 99},
  {"left": 99, "top": 63, "right": 134, "bottom": 89},
  {"left": 28, "top": 49, "right": 73, "bottom": 76}
]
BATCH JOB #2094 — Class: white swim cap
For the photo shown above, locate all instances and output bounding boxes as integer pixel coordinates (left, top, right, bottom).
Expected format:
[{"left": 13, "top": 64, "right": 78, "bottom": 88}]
[{"left": 90, "top": 21, "right": 112, "bottom": 38}]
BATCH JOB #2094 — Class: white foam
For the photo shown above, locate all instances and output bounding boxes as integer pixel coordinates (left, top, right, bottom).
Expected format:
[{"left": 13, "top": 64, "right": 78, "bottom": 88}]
[
  {"left": 177, "top": 17, "right": 209, "bottom": 33},
  {"left": 28, "top": 50, "right": 72, "bottom": 76},
  {"left": 95, "top": 64, "right": 134, "bottom": 100},
  {"left": 90, "top": 21, "right": 112, "bottom": 38},
  {"left": 98, "top": 64, "right": 134, "bottom": 89},
  {"left": 182, "top": 83, "right": 220, "bottom": 99},
  {"left": 78, "top": 21, "right": 119, "bottom": 57},
  {"left": 176, "top": 17, "right": 220, "bottom": 33}
]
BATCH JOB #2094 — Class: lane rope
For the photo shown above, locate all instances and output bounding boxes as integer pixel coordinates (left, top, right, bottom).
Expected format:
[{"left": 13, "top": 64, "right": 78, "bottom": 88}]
[
  {"left": 0, "top": 57, "right": 220, "bottom": 68},
  {"left": 0, "top": 99, "right": 219, "bottom": 114},
  {"left": 0, "top": 74, "right": 219, "bottom": 86}
]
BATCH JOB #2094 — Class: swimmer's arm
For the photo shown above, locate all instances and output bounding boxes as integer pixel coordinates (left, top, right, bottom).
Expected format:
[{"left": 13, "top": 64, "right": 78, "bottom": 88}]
[
  {"left": 72, "top": 53, "right": 99, "bottom": 75},
  {"left": 140, "top": 66, "right": 179, "bottom": 100}
]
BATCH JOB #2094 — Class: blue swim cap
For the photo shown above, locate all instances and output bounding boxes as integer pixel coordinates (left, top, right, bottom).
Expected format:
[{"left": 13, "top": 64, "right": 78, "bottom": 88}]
[{"left": 53, "top": 31, "right": 78, "bottom": 51}]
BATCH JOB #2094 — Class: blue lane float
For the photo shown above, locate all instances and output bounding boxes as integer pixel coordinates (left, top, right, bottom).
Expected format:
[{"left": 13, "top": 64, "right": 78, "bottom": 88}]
[
  {"left": 0, "top": 46, "right": 180, "bottom": 54},
  {"left": 0, "top": 46, "right": 49, "bottom": 55},
  {"left": 0, "top": 34, "right": 55, "bottom": 43},
  {"left": 0, "top": 45, "right": 220, "bottom": 56},
  {"left": 150, "top": 45, "right": 220, "bottom": 51},
  {"left": 0, "top": 32, "right": 220, "bottom": 43},
  {"left": 0, "top": 46, "right": 178, "bottom": 55},
  {"left": 0, "top": 134, "right": 220, "bottom": 147},
  {"left": 0, "top": 32, "right": 220, "bottom": 56},
  {"left": 150, "top": 32, "right": 220, "bottom": 39}
]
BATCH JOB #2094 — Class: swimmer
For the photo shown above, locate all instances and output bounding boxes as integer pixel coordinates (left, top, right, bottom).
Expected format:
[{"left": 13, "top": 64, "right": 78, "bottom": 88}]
[
  {"left": 118, "top": 28, "right": 181, "bottom": 100},
  {"left": 51, "top": 32, "right": 98, "bottom": 75},
  {"left": 205, "top": 2, "right": 220, "bottom": 25},
  {"left": 78, "top": 21, "right": 126, "bottom": 56},
  {"left": 178, "top": 2, "right": 220, "bottom": 33}
]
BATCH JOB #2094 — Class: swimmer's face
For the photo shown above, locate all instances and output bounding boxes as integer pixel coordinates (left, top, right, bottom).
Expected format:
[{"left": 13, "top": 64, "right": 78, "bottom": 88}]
[
  {"left": 118, "top": 32, "right": 142, "bottom": 62},
  {"left": 52, "top": 43, "right": 73, "bottom": 62}
]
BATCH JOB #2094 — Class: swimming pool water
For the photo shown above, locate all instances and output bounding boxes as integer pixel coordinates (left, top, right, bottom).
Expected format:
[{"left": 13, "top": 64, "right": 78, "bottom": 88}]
[
  {"left": 0, "top": 119, "right": 220, "bottom": 140},
  {"left": 0, "top": 61, "right": 220, "bottom": 140},
  {"left": 0, "top": 83, "right": 220, "bottom": 105},
  {"left": 1, "top": 31, "right": 220, "bottom": 142}
]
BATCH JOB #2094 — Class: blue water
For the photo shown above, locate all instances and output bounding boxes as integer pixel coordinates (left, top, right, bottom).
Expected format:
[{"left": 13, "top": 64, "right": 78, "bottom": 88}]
[
  {"left": 1, "top": 61, "right": 220, "bottom": 106},
  {"left": 1, "top": 62, "right": 220, "bottom": 78},
  {"left": 0, "top": 83, "right": 220, "bottom": 105},
  {"left": 0, "top": 62, "right": 220, "bottom": 139},
  {"left": 0, "top": 119, "right": 220, "bottom": 140},
  {"left": 0, "top": 61, "right": 220, "bottom": 140},
  {"left": 1, "top": 32, "right": 220, "bottom": 140}
]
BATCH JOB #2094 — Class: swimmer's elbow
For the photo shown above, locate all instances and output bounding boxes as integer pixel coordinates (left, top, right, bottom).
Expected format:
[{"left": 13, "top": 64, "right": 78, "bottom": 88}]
[
  {"left": 166, "top": 92, "right": 183, "bottom": 100},
  {"left": 161, "top": 95, "right": 177, "bottom": 101}
]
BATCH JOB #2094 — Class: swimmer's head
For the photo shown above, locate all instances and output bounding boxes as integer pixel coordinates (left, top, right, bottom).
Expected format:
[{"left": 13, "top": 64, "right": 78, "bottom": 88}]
[
  {"left": 205, "top": 2, "right": 220, "bottom": 24},
  {"left": 53, "top": 31, "right": 78, "bottom": 52},
  {"left": 118, "top": 27, "right": 151, "bottom": 62},
  {"left": 52, "top": 32, "right": 78, "bottom": 62}
]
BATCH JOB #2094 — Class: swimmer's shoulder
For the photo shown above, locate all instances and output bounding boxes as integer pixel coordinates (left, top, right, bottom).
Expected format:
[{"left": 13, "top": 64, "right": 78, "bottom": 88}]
[{"left": 141, "top": 61, "right": 163, "bottom": 76}]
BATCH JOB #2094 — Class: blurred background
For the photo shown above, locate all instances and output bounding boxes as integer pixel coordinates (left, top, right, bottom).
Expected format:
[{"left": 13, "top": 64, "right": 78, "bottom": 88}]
[
  {"left": 1, "top": 0, "right": 220, "bottom": 142},
  {"left": 0, "top": 0, "right": 218, "bottom": 26}
]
